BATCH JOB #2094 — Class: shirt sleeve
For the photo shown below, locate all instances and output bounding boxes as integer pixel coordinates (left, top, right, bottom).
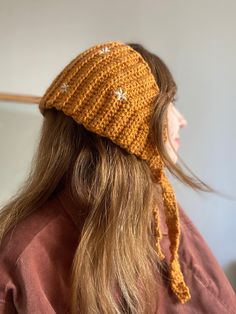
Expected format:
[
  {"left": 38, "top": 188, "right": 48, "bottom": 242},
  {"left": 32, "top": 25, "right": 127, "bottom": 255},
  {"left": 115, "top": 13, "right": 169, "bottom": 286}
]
[
  {"left": 0, "top": 299, "right": 17, "bottom": 313},
  {"left": 0, "top": 245, "right": 17, "bottom": 313}
]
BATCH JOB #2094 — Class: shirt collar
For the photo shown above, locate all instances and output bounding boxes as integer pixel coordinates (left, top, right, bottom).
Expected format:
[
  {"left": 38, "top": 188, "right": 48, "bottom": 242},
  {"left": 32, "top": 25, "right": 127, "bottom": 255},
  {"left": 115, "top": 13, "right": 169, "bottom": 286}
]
[
  {"left": 56, "top": 184, "right": 88, "bottom": 231},
  {"left": 56, "top": 183, "right": 169, "bottom": 235}
]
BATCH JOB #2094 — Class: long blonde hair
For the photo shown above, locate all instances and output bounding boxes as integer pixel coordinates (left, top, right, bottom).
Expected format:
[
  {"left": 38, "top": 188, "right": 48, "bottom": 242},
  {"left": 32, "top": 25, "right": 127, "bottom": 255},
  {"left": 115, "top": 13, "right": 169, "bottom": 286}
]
[{"left": 0, "top": 43, "right": 216, "bottom": 313}]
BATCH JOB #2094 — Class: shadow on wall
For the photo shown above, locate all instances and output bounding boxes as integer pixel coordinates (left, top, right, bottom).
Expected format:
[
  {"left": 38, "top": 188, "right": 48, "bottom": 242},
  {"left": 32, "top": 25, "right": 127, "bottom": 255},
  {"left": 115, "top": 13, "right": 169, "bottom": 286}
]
[{"left": 224, "top": 262, "right": 236, "bottom": 292}]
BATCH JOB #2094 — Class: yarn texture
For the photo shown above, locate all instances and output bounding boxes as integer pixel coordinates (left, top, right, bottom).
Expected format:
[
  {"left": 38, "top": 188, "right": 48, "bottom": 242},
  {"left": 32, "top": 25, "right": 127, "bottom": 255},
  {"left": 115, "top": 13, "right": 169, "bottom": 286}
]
[{"left": 39, "top": 40, "right": 191, "bottom": 304}]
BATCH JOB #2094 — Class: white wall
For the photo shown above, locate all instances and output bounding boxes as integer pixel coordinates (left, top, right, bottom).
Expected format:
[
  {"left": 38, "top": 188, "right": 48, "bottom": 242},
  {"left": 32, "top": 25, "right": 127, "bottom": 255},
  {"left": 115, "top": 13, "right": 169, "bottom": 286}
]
[{"left": 0, "top": 0, "right": 236, "bottom": 289}]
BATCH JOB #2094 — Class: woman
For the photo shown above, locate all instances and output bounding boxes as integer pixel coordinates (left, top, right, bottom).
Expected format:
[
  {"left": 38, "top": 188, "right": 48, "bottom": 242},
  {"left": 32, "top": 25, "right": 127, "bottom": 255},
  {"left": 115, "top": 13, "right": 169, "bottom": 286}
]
[{"left": 0, "top": 41, "right": 235, "bottom": 314}]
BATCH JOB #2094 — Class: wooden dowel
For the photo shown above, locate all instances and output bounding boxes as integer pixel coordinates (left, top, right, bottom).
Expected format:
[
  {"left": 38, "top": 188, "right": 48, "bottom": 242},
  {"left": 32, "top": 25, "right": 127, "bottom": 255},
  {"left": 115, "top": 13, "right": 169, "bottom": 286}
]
[{"left": 0, "top": 92, "right": 41, "bottom": 104}]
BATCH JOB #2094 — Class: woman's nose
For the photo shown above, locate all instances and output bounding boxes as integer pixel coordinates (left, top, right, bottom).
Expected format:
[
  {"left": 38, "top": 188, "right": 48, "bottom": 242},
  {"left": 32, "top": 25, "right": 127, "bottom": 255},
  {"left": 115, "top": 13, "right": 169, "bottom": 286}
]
[
  {"left": 179, "top": 114, "right": 188, "bottom": 128},
  {"left": 175, "top": 107, "right": 188, "bottom": 128}
]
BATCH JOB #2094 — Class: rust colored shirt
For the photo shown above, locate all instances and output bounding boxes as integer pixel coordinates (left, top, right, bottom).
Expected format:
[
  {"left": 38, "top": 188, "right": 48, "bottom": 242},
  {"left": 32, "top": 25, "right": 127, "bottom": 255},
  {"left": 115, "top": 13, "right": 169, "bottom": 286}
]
[{"left": 0, "top": 185, "right": 235, "bottom": 313}]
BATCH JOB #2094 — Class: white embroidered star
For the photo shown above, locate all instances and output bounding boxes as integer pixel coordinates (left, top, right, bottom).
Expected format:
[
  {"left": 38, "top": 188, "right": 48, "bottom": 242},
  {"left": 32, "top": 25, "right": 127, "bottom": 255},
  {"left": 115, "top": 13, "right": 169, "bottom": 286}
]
[
  {"left": 99, "top": 46, "right": 110, "bottom": 54},
  {"left": 60, "top": 83, "right": 69, "bottom": 93},
  {"left": 114, "top": 88, "right": 127, "bottom": 101}
]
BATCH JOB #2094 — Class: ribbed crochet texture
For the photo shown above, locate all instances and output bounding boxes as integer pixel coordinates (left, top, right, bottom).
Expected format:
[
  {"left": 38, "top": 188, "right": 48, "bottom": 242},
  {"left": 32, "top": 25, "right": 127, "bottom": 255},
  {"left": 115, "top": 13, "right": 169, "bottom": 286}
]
[{"left": 39, "top": 40, "right": 191, "bottom": 304}]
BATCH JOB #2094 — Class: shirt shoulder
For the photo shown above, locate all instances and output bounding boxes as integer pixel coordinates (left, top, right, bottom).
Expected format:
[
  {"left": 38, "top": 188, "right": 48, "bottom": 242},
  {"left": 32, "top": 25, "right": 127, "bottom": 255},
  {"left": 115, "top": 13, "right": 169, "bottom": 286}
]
[
  {"left": 178, "top": 203, "right": 236, "bottom": 313},
  {"left": 0, "top": 195, "right": 61, "bottom": 264},
  {"left": 157, "top": 202, "right": 236, "bottom": 314},
  {"left": 0, "top": 193, "right": 79, "bottom": 313}
]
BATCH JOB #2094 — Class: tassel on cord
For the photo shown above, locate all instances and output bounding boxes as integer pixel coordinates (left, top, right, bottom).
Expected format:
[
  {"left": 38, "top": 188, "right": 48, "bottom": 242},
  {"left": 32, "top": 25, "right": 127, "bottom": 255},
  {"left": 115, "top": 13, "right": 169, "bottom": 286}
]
[
  {"left": 157, "top": 169, "right": 191, "bottom": 304},
  {"left": 152, "top": 204, "right": 165, "bottom": 261}
]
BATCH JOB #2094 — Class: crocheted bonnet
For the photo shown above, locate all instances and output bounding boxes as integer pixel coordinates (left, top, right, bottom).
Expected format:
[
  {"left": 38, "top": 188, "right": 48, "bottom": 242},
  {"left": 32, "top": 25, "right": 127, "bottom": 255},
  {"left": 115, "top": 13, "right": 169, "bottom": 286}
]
[{"left": 38, "top": 40, "right": 191, "bottom": 304}]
